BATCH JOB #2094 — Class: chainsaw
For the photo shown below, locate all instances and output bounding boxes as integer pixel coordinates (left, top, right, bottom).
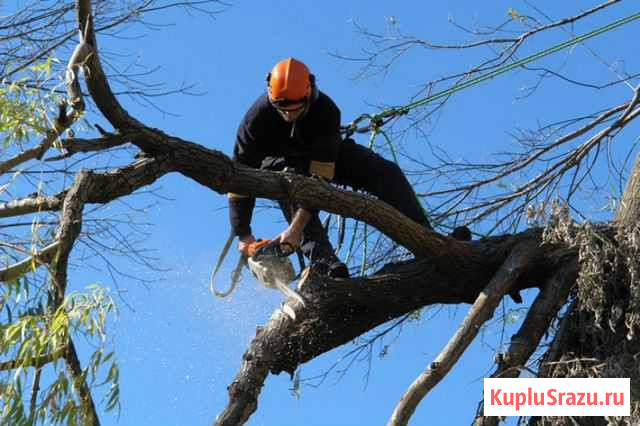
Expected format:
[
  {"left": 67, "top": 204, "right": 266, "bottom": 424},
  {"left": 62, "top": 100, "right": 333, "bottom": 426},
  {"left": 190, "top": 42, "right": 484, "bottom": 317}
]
[
  {"left": 210, "top": 235, "right": 306, "bottom": 314},
  {"left": 245, "top": 239, "right": 306, "bottom": 307}
]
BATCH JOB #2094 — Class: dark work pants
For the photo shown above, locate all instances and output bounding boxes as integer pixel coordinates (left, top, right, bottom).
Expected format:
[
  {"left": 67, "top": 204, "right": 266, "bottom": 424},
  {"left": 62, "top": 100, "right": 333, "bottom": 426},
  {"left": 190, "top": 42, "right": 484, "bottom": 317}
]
[{"left": 261, "top": 138, "right": 431, "bottom": 264}]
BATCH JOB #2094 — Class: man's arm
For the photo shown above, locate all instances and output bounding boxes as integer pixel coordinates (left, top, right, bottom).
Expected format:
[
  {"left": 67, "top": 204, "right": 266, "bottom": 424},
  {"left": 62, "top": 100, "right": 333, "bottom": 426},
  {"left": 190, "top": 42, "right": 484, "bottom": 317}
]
[
  {"left": 278, "top": 208, "right": 312, "bottom": 250},
  {"left": 229, "top": 98, "right": 267, "bottom": 248},
  {"left": 275, "top": 93, "right": 342, "bottom": 249},
  {"left": 309, "top": 93, "right": 342, "bottom": 181}
]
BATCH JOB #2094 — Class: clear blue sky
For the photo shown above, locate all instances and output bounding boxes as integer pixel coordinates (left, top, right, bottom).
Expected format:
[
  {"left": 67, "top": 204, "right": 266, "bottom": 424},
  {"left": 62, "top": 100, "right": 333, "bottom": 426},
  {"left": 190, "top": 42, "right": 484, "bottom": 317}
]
[{"left": 63, "top": 1, "right": 640, "bottom": 425}]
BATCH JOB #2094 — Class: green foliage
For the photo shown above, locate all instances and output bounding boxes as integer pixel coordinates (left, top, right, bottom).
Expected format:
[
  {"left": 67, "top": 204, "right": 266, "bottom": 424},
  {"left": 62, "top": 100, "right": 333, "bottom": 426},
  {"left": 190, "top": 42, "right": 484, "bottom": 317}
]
[
  {"left": 0, "top": 285, "right": 120, "bottom": 425},
  {"left": 0, "top": 54, "right": 111, "bottom": 425},
  {"left": 0, "top": 83, "right": 48, "bottom": 149},
  {"left": 0, "top": 56, "right": 64, "bottom": 150}
]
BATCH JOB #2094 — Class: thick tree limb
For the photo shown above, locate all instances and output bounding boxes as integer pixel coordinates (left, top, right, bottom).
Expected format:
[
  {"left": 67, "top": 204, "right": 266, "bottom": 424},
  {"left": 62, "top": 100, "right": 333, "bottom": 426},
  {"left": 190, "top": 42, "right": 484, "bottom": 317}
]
[
  {"left": 50, "top": 170, "right": 100, "bottom": 425},
  {"left": 4, "top": 138, "right": 458, "bottom": 259},
  {"left": 75, "top": 0, "right": 144, "bottom": 131},
  {"left": 51, "top": 170, "right": 91, "bottom": 302},
  {"left": 214, "top": 230, "right": 575, "bottom": 425},
  {"left": 0, "top": 156, "right": 169, "bottom": 220},
  {"left": 474, "top": 260, "right": 579, "bottom": 426},
  {"left": 616, "top": 151, "right": 640, "bottom": 227},
  {"left": 69, "top": 0, "right": 466, "bottom": 259},
  {"left": 386, "top": 239, "right": 542, "bottom": 426}
]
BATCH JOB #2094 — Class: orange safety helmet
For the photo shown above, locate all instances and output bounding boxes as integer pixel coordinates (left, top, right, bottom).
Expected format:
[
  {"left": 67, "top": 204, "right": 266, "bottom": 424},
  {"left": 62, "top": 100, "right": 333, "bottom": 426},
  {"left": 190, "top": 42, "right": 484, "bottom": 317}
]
[{"left": 266, "top": 58, "right": 317, "bottom": 106}]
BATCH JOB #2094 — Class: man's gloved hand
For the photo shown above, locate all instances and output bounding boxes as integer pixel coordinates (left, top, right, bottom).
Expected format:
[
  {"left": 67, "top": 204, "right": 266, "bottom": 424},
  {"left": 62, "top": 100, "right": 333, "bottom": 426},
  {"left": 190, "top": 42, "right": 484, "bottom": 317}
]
[
  {"left": 277, "top": 225, "right": 303, "bottom": 251},
  {"left": 238, "top": 234, "right": 256, "bottom": 255}
]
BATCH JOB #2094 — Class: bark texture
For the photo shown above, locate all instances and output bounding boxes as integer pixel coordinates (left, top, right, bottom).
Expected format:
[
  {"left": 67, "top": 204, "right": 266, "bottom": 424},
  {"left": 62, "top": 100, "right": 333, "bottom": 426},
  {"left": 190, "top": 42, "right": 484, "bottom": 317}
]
[
  {"left": 215, "top": 230, "right": 578, "bottom": 426},
  {"left": 530, "top": 153, "right": 640, "bottom": 426}
]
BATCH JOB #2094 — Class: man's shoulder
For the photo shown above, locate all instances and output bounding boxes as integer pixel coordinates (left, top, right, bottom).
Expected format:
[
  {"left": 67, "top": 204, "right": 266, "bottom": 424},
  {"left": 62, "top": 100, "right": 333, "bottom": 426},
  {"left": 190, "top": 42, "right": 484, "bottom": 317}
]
[
  {"left": 246, "top": 93, "right": 271, "bottom": 114},
  {"left": 241, "top": 93, "right": 275, "bottom": 125},
  {"left": 316, "top": 91, "right": 338, "bottom": 108},
  {"left": 311, "top": 91, "right": 340, "bottom": 118}
]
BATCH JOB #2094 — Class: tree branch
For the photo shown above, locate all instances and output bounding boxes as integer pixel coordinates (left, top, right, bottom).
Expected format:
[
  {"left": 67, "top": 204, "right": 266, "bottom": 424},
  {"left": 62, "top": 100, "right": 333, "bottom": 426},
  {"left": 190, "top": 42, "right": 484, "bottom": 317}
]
[
  {"left": 0, "top": 241, "right": 60, "bottom": 283},
  {"left": 0, "top": 18, "right": 92, "bottom": 176},
  {"left": 474, "top": 260, "right": 579, "bottom": 426},
  {"left": 75, "top": 0, "right": 144, "bottom": 131},
  {"left": 0, "top": 156, "right": 170, "bottom": 219},
  {"left": 29, "top": 368, "right": 42, "bottom": 424},
  {"left": 0, "top": 104, "right": 77, "bottom": 176},
  {"left": 47, "top": 131, "right": 141, "bottom": 161},
  {"left": 50, "top": 170, "right": 99, "bottom": 425},
  {"left": 214, "top": 229, "right": 578, "bottom": 425},
  {"left": 387, "top": 239, "right": 542, "bottom": 426},
  {"left": 65, "top": 339, "right": 100, "bottom": 426}
]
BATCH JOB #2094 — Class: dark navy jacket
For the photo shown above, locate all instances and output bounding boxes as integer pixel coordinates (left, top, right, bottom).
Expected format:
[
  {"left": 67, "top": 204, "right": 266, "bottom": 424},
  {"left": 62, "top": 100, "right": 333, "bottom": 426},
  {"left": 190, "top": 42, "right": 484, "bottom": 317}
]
[{"left": 229, "top": 91, "right": 341, "bottom": 237}]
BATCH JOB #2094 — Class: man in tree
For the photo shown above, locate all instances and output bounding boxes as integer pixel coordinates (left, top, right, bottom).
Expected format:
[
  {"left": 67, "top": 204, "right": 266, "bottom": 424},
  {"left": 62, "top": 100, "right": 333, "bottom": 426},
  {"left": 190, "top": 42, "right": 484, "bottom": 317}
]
[{"left": 228, "top": 57, "right": 432, "bottom": 278}]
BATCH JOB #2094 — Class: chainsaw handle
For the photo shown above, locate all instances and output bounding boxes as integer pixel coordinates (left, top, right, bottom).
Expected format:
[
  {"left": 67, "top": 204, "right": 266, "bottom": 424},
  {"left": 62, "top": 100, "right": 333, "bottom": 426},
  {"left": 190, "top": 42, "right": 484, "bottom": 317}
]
[
  {"left": 249, "top": 239, "right": 294, "bottom": 258},
  {"left": 246, "top": 239, "right": 272, "bottom": 257}
]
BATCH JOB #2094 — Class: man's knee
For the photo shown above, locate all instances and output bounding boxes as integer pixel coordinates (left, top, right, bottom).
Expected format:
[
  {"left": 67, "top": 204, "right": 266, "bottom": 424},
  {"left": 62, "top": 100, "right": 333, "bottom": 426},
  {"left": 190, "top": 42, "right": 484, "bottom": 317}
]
[
  {"left": 381, "top": 158, "right": 403, "bottom": 178},
  {"left": 369, "top": 158, "right": 405, "bottom": 192}
]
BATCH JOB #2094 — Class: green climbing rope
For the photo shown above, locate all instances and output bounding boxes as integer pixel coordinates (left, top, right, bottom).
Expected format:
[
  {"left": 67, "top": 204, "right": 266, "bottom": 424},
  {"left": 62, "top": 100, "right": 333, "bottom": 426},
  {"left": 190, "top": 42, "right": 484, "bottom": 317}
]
[{"left": 344, "top": 12, "right": 640, "bottom": 133}]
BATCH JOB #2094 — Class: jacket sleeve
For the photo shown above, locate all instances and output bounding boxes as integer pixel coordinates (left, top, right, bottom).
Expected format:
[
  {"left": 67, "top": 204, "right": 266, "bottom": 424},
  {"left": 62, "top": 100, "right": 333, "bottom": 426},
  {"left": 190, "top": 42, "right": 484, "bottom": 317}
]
[
  {"left": 309, "top": 99, "right": 341, "bottom": 181},
  {"left": 228, "top": 109, "right": 266, "bottom": 237}
]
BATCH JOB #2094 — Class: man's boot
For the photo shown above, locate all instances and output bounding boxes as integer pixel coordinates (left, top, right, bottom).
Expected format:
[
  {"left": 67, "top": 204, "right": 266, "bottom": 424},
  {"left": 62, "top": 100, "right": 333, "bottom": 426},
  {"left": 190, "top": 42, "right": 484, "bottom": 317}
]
[
  {"left": 449, "top": 225, "right": 472, "bottom": 241},
  {"left": 303, "top": 241, "right": 350, "bottom": 279}
]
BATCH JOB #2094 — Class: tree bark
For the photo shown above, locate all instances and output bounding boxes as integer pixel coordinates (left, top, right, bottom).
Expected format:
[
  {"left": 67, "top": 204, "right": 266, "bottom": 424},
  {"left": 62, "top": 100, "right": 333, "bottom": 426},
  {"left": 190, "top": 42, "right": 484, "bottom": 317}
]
[
  {"left": 531, "top": 151, "right": 640, "bottom": 426},
  {"left": 215, "top": 230, "right": 578, "bottom": 425},
  {"left": 615, "top": 153, "right": 640, "bottom": 227}
]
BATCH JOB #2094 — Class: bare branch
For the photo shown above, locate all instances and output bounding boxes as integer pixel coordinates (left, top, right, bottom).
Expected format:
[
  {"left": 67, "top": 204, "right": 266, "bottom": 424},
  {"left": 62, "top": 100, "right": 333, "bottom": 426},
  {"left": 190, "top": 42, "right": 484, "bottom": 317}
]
[
  {"left": 0, "top": 241, "right": 60, "bottom": 282},
  {"left": 423, "top": 86, "right": 640, "bottom": 231},
  {"left": 47, "top": 130, "right": 141, "bottom": 161},
  {"left": 474, "top": 261, "right": 579, "bottom": 426},
  {"left": 0, "top": 102, "right": 80, "bottom": 177},
  {"left": 0, "top": 156, "right": 169, "bottom": 219},
  {"left": 49, "top": 169, "right": 100, "bottom": 424},
  {"left": 336, "top": 0, "right": 621, "bottom": 80},
  {"left": 0, "top": 195, "right": 64, "bottom": 219},
  {"left": 387, "top": 239, "right": 541, "bottom": 426}
]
